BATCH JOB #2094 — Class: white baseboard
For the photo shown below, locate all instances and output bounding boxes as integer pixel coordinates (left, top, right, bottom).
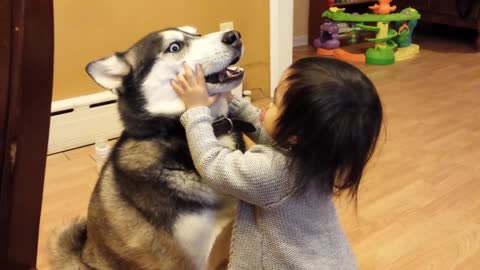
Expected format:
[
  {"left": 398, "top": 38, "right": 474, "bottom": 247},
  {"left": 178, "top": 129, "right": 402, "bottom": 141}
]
[
  {"left": 48, "top": 83, "right": 245, "bottom": 155},
  {"left": 293, "top": 34, "right": 308, "bottom": 47},
  {"left": 48, "top": 91, "right": 122, "bottom": 155}
]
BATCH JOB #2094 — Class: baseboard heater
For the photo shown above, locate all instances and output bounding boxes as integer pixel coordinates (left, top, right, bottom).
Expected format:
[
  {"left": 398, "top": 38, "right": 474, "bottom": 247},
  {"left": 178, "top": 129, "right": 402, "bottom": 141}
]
[
  {"left": 48, "top": 91, "right": 122, "bottom": 155},
  {"left": 48, "top": 81, "right": 244, "bottom": 155}
]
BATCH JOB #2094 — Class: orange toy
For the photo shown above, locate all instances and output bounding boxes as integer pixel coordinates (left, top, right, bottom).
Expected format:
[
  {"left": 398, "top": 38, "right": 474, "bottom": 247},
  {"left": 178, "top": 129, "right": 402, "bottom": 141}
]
[
  {"left": 369, "top": 0, "right": 397, "bottom": 15},
  {"left": 316, "top": 48, "right": 366, "bottom": 63}
]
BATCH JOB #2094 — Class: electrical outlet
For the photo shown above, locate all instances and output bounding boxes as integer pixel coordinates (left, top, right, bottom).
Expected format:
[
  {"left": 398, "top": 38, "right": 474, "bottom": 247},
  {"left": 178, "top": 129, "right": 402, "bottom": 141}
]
[{"left": 219, "top": 21, "right": 234, "bottom": 31}]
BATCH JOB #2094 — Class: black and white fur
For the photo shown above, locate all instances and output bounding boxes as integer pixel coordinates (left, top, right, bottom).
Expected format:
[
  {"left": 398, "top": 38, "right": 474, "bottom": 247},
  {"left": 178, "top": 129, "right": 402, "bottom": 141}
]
[{"left": 49, "top": 26, "right": 244, "bottom": 270}]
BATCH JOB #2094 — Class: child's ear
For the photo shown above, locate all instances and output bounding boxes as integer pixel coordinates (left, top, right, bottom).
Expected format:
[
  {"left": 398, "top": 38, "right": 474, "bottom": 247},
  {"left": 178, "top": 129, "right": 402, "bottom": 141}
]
[
  {"left": 86, "top": 54, "right": 130, "bottom": 90},
  {"left": 288, "top": 135, "right": 299, "bottom": 145}
]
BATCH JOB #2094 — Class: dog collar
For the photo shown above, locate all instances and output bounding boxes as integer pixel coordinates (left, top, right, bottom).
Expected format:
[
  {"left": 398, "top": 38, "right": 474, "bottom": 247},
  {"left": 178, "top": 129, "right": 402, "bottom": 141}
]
[{"left": 212, "top": 117, "right": 256, "bottom": 137}]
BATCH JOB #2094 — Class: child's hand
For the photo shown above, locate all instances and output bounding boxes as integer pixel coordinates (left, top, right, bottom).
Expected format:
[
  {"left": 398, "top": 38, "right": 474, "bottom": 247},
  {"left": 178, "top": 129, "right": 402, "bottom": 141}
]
[
  {"left": 223, "top": 92, "right": 234, "bottom": 103},
  {"left": 171, "top": 63, "right": 219, "bottom": 110}
]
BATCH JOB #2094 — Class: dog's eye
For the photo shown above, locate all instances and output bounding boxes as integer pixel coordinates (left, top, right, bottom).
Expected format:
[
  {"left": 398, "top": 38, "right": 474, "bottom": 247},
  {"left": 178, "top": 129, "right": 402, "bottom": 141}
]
[{"left": 167, "top": 42, "right": 182, "bottom": 53}]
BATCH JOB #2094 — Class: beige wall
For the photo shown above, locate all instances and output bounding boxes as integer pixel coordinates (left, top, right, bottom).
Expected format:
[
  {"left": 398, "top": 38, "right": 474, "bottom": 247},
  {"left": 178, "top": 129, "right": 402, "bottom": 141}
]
[
  {"left": 53, "top": 0, "right": 270, "bottom": 101},
  {"left": 293, "top": 0, "right": 309, "bottom": 36}
]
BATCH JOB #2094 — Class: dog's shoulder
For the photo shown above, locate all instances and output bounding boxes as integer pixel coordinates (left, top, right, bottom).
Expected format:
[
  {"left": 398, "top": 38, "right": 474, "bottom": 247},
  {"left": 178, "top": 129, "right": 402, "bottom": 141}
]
[{"left": 111, "top": 133, "right": 194, "bottom": 175}]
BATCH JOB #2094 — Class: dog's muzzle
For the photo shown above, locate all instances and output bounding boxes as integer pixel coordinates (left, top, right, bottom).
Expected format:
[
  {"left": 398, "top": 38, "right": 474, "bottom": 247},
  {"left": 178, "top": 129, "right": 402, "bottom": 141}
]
[
  {"left": 204, "top": 31, "right": 244, "bottom": 85},
  {"left": 222, "top": 30, "right": 242, "bottom": 50}
]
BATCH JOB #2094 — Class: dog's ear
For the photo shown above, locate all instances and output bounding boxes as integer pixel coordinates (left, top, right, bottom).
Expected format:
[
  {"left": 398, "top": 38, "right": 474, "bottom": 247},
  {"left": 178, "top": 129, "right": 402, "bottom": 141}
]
[
  {"left": 178, "top": 26, "right": 199, "bottom": 35},
  {"left": 86, "top": 54, "right": 130, "bottom": 90}
]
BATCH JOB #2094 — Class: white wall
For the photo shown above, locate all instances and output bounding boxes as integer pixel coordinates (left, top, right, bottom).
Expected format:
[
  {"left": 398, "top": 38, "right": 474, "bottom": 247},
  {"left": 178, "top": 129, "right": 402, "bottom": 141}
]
[{"left": 270, "top": 0, "right": 294, "bottom": 97}]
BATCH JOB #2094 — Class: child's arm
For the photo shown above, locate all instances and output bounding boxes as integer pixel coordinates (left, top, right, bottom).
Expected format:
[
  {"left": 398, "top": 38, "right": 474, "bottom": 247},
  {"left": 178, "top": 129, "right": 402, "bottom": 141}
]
[
  {"left": 181, "top": 107, "right": 294, "bottom": 207},
  {"left": 172, "top": 64, "right": 293, "bottom": 206},
  {"left": 227, "top": 95, "right": 274, "bottom": 145}
]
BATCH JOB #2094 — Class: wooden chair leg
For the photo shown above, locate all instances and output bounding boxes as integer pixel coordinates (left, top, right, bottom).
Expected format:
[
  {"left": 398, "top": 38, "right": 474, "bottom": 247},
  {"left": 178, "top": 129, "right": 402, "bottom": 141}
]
[{"left": 476, "top": 25, "right": 480, "bottom": 51}]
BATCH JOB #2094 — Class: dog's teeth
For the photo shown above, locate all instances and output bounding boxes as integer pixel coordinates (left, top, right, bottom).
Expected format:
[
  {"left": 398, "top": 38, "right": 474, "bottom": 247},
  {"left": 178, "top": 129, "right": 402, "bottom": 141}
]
[
  {"left": 227, "top": 66, "right": 243, "bottom": 74},
  {"left": 227, "top": 66, "right": 238, "bottom": 72},
  {"left": 207, "top": 67, "right": 243, "bottom": 84}
]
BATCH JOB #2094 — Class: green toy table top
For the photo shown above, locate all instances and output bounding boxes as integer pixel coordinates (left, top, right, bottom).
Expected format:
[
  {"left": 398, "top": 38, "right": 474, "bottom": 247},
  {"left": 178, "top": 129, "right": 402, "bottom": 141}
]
[{"left": 322, "top": 9, "right": 421, "bottom": 22}]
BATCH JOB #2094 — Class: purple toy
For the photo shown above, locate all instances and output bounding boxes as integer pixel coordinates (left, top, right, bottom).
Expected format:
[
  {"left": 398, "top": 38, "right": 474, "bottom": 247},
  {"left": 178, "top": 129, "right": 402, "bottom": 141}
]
[{"left": 313, "top": 21, "right": 340, "bottom": 49}]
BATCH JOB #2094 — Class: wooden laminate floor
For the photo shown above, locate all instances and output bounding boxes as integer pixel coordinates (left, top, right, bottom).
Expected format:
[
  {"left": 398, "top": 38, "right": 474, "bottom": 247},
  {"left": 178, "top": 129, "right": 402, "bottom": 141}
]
[{"left": 38, "top": 33, "right": 480, "bottom": 269}]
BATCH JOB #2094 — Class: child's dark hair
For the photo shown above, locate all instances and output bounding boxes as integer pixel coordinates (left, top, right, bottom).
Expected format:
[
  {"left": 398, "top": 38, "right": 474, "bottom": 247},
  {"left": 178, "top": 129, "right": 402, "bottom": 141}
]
[{"left": 272, "top": 57, "right": 383, "bottom": 198}]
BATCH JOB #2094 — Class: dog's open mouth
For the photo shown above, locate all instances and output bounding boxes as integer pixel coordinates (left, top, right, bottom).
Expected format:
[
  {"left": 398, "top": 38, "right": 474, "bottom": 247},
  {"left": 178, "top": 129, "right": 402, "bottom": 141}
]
[
  {"left": 204, "top": 57, "right": 244, "bottom": 84},
  {"left": 205, "top": 66, "right": 244, "bottom": 84}
]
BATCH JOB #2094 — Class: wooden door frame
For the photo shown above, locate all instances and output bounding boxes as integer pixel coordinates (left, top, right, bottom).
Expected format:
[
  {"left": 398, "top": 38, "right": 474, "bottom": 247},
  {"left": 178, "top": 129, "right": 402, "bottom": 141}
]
[{"left": 0, "top": 0, "right": 54, "bottom": 269}]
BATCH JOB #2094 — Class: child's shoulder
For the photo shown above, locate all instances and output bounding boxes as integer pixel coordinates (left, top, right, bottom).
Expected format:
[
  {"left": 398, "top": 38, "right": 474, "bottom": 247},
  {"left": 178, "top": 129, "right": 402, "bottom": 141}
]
[
  {"left": 248, "top": 144, "right": 279, "bottom": 153},
  {"left": 247, "top": 144, "right": 289, "bottom": 164}
]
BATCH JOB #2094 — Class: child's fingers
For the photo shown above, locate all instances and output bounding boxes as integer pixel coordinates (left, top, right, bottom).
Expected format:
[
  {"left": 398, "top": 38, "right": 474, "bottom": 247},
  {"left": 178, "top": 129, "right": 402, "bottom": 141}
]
[
  {"left": 195, "top": 64, "right": 206, "bottom": 85},
  {"left": 223, "top": 91, "right": 234, "bottom": 102},
  {"left": 170, "top": 80, "right": 184, "bottom": 95},
  {"left": 176, "top": 73, "right": 189, "bottom": 90},
  {"left": 183, "top": 63, "right": 196, "bottom": 86}
]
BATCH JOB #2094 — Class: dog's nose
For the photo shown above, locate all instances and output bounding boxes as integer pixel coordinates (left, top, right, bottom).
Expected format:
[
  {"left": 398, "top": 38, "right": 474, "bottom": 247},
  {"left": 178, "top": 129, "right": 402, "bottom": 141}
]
[{"left": 222, "top": 31, "right": 242, "bottom": 46}]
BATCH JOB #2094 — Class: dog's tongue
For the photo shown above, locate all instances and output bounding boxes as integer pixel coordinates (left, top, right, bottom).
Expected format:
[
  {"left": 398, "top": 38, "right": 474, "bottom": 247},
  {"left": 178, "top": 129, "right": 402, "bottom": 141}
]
[{"left": 218, "top": 67, "right": 243, "bottom": 83}]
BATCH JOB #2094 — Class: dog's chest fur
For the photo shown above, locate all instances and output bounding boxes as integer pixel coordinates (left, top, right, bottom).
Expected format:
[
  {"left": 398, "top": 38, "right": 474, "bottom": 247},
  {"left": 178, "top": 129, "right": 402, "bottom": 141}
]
[
  {"left": 105, "top": 127, "right": 239, "bottom": 268},
  {"left": 172, "top": 134, "right": 237, "bottom": 269},
  {"left": 173, "top": 210, "right": 218, "bottom": 269}
]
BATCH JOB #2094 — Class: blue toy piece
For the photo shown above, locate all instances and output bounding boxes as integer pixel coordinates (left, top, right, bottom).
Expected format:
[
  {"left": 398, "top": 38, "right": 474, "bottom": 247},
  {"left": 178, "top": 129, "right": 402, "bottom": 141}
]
[{"left": 393, "top": 8, "right": 420, "bottom": 48}]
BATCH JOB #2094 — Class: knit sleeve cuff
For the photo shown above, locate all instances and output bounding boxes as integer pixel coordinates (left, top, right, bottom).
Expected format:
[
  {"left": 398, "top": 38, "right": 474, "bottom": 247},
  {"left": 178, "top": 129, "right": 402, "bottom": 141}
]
[
  {"left": 180, "top": 106, "right": 213, "bottom": 128},
  {"left": 228, "top": 96, "right": 249, "bottom": 116}
]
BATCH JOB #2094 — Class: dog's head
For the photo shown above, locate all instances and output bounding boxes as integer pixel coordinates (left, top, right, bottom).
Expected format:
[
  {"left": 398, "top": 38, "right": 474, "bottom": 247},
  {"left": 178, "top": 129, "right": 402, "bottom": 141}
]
[{"left": 86, "top": 26, "right": 244, "bottom": 117}]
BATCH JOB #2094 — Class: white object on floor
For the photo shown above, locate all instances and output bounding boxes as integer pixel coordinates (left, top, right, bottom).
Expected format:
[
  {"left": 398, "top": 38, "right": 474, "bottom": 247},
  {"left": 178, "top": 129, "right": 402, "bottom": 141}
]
[{"left": 95, "top": 138, "right": 111, "bottom": 172}]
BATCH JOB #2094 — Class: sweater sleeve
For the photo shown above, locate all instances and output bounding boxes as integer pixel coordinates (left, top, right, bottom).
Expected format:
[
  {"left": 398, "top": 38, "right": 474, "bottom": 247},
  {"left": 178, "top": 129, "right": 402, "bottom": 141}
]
[
  {"left": 227, "top": 96, "right": 274, "bottom": 145},
  {"left": 180, "top": 106, "right": 294, "bottom": 207}
]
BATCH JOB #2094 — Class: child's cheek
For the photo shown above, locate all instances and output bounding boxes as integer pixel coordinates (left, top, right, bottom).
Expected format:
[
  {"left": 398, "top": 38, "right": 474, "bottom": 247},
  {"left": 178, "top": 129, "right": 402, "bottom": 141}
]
[{"left": 260, "top": 108, "right": 268, "bottom": 123}]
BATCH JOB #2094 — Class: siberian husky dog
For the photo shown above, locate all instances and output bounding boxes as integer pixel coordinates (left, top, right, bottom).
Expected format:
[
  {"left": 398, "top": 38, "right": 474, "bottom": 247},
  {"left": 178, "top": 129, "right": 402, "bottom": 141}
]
[{"left": 49, "top": 26, "right": 250, "bottom": 270}]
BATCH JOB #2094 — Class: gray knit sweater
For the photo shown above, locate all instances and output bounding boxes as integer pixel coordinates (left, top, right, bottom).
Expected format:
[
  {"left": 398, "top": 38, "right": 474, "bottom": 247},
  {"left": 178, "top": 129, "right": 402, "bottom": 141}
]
[{"left": 180, "top": 97, "right": 357, "bottom": 270}]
